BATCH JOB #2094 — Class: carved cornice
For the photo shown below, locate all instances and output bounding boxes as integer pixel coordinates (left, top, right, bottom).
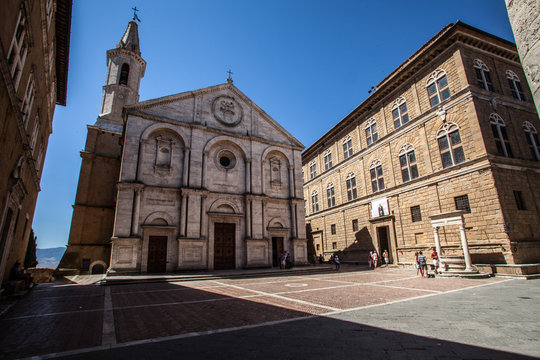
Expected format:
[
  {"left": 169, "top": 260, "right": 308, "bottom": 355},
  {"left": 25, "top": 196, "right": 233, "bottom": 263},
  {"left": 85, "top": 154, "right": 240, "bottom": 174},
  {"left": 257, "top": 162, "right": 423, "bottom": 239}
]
[
  {"left": 181, "top": 187, "right": 209, "bottom": 197},
  {"left": 126, "top": 108, "right": 303, "bottom": 152},
  {"left": 106, "top": 48, "right": 146, "bottom": 70},
  {"left": 368, "top": 214, "right": 395, "bottom": 224},
  {"left": 302, "top": 22, "right": 520, "bottom": 161},
  {"left": 80, "top": 151, "right": 120, "bottom": 162},
  {"left": 207, "top": 211, "right": 243, "bottom": 218},
  {"left": 72, "top": 204, "right": 115, "bottom": 210},
  {"left": 125, "top": 83, "right": 303, "bottom": 149},
  {"left": 102, "top": 83, "right": 139, "bottom": 97},
  {"left": 245, "top": 194, "right": 267, "bottom": 201},
  {"left": 117, "top": 182, "right": 145, "bottom": 191}
]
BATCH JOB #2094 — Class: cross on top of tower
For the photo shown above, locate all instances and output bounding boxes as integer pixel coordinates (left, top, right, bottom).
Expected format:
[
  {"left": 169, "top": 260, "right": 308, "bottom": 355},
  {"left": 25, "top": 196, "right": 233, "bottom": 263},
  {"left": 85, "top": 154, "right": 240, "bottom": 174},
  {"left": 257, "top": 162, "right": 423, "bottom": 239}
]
[
  {"left": 227, "top": 69, "right": 233, "bottom": 84},
  {"left": 132, "top": 6, "right": 141, "bottom": 22}
]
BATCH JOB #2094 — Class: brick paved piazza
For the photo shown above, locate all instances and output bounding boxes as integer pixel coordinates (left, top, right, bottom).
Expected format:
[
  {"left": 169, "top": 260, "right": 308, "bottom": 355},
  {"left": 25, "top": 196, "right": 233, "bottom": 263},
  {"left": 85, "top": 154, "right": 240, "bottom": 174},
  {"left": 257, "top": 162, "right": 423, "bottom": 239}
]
[{"left": 1, "top": 266, "right": 539, "bottom": 359}]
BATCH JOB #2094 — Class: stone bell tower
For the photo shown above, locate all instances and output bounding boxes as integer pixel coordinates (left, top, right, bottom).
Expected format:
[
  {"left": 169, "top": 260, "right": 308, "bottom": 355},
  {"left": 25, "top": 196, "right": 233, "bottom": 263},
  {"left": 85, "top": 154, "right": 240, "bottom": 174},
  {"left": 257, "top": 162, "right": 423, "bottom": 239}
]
[
  {"left": 58, "top": 20, "right": 146, "bottom": 274},
  {"left": 97, "top": 20, "right": 146, "bottom": 129}
]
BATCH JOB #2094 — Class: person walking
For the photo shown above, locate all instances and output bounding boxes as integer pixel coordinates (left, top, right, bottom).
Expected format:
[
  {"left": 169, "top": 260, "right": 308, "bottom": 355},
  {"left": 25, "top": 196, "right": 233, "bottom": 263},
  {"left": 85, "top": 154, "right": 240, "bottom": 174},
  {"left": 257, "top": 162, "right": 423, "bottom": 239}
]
[
  {"left": 383, "top": 250, "right": 389, "bottom": 268},
  {"left": 279, "top": 252, "right": 285, "bottom": 269},
  {"left": 333, "top": 254, "right": 340, "bottom": 271},
  {"left": 368, "top": 251, "right": 373, "bottom": 268},
  {"left": 417, "top": 251, "right": 427, "bottom": 277},
  {"left": 414, "top": 251, "right": 420, "bottom": 276},
  {"left": 372, "top": 251, "right": 378, "bottom": 269}
]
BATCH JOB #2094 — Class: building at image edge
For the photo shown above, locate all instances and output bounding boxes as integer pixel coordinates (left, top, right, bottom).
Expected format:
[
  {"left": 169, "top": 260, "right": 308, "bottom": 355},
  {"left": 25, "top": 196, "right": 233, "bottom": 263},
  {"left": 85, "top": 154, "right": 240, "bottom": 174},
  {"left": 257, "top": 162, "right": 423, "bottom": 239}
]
[
  {"left": 0, "top": 0, "right": 72, "bottom": 283},
  {"left": 302, "top": 22, "right": 540, "bottom": 269}
]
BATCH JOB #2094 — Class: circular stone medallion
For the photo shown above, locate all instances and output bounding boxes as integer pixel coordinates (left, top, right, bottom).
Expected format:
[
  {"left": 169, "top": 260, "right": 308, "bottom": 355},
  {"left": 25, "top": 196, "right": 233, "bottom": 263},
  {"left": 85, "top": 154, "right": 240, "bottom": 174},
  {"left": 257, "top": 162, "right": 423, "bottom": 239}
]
[{"left": 212, "top": 95, "right": 243, "bottom": 126}]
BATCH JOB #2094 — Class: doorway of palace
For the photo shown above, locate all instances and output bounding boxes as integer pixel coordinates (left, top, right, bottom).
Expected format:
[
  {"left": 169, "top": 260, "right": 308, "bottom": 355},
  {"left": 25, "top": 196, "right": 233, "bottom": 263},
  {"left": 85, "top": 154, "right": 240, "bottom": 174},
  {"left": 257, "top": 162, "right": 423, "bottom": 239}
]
[
  {"left": 214, "top": 223, "right": 236, "bottom": 270},
  {"left": 377, "top": 226, "right": 391, "bottom": 263},
  {"left": 271, "top": 237, "right": 284, "bottom": 267},
  {"left": 312, "top": 232, "right": 323, "bottom": 257},
  {"left": 147, "top": 236, "right": 167, "bottom": 273}
]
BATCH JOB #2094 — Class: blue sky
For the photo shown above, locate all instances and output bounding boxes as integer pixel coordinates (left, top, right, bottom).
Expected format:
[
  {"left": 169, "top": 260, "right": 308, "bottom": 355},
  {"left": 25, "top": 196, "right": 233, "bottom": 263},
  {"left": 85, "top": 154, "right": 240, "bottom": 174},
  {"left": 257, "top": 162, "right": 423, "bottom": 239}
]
[{"left": 34, "top": 0, "right": 514, "bottom": 249}]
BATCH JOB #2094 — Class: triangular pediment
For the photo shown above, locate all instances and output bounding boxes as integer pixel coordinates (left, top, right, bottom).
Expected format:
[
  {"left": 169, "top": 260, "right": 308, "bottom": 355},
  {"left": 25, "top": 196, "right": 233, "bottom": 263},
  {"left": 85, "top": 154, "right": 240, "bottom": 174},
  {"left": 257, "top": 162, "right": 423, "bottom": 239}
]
[{"left": 125, "top": 83, "right": 303, "bottom": 149}]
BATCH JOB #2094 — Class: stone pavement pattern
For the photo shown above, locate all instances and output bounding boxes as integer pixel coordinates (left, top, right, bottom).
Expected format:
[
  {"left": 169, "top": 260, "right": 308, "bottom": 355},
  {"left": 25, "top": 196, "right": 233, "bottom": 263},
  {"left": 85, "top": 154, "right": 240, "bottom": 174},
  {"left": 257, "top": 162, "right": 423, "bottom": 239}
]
[{"left": 0, "top": 266, "right": 539, "bottom": 359}]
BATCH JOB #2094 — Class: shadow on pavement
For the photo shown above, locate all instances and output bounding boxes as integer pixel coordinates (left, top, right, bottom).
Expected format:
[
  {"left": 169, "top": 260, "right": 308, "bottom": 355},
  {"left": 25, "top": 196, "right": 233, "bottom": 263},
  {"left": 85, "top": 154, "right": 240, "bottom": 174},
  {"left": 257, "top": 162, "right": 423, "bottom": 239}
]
[
  {"left": 54, "top": 315, "right": 536, "bottom": 360},
  {"left": 0, "top": 272, "right": 533, "bottom": 360}
]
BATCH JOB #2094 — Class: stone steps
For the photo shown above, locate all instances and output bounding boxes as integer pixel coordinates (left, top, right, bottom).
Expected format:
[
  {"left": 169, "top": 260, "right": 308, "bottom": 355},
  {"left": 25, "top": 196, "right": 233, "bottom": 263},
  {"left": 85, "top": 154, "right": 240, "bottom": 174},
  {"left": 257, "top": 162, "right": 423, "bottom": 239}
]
[
  {"left": 435, "top": 270, "right": 491, "bottom": 279},
  {"left": 98, "top": 265, "right": 336, "bottom": 286},
  {"left": 436, "top": 257, "right": 491, "bottom": 278}
]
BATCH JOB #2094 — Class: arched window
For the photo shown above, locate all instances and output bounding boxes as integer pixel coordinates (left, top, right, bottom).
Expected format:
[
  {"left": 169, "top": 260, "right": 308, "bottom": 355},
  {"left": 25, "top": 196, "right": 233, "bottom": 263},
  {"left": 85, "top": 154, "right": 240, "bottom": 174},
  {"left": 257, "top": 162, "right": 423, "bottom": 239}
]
[
  {"left": 324, "top": 149, "right": 333, "bottom": 170},
  {"left": 506, "top": 70, "right": 526, "bottom": 101},
  {"left": 437, "top": 122, "right": 465, "bottom": 168},
  {"left": 523, "top": 121, "right": 540, "bottom": 161},
  {"left": 392, "top": 97, "right": 409, "bottom": 129},
  {"left": 365, "top": 118, "right": 378, "bottom": 146},
  {"left": 398, "top": 143, "right": 419, "bottom": 182},
  {"left": 311, "top": 190, "right": 319, "bottom": 213},
  {"left": 369, "top": 159, "right": 384, "bottom": 193},
  {"left": 343, "top": 135, "right": 353, "bottom": 159},
  {"left": 7, "top": 10, "right": 28, "bottom": 88},
  {"left": 489, "top": 114, "right": 513, "bottom": 158},
  {"left": 426, "top": 69, "right": 451, "bottom": 107},
  {"left": 119, "top": 63, "right": 130, "bottom": 86},
  {"left": 326, "top": 183, "right": 336, "bottom": 208},
  {"left": 21, "top": 75, "right": 35, "bottom": 127},
  {"left": 309, "top": 161, "right": 317, "bottom": 179},
  {"left": 36, "top": 145, "right": 44, "bottom": 174},
  {"left": 30, "top": 115, "right": 39, "bottom": 151},
  {"left": 474, "top": 59, "right": 494, "bottom": 91},
  {"left": 346, "top": 172, "right": 357, "bottom": 201}
]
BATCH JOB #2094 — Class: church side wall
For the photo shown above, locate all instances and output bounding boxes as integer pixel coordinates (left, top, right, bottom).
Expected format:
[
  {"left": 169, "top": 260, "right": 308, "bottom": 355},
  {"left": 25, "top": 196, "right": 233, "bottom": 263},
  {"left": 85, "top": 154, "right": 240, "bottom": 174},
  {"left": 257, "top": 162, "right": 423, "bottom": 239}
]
[{"left": 59, "top": 127, "right": 121, "bottom": 272}]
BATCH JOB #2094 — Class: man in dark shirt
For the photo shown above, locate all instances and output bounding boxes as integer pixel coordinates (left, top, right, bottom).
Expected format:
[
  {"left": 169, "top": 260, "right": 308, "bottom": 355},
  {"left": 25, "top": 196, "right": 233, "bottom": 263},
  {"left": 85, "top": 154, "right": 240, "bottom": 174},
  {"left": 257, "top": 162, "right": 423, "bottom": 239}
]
[{"left": 417, "top": 252, "right": 427, "bottom": 277}]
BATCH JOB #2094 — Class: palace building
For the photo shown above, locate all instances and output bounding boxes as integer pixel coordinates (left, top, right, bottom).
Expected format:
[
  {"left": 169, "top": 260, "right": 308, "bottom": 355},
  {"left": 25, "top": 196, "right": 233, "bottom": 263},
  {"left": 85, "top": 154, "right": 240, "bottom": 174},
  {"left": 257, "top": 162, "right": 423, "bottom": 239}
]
[
  {"left": 302, "top": 22, "right": 540, "bottom": 271},
  {"left": 58, "top": 19, "right": 307, "bottom": 274},
  {"left": 0, "top": 0, "right": 72, "bottom": 282}
]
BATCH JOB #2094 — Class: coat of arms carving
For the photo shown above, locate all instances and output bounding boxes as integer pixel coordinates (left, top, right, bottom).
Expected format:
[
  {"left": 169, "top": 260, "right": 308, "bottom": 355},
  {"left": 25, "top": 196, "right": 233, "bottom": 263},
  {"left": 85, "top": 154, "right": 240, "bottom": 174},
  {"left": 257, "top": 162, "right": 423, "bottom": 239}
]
[{"left": 212, "top": 95, "right": 243, "bottom": 126}]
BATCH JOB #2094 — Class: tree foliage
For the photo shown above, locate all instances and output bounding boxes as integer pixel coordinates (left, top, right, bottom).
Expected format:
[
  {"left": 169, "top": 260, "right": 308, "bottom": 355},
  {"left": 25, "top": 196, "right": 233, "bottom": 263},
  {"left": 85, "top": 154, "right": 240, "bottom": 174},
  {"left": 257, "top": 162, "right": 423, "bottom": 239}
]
[{"left": 24, "top": 229, "right": 38, "bottom": 268}]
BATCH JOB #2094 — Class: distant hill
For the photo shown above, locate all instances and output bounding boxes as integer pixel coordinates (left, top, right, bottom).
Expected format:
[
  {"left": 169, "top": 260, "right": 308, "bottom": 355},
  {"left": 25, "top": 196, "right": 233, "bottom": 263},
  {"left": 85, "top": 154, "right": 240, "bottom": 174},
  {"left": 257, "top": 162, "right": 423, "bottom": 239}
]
[{"left": 36, "top": 247, "right": 66, "bottom": 268}]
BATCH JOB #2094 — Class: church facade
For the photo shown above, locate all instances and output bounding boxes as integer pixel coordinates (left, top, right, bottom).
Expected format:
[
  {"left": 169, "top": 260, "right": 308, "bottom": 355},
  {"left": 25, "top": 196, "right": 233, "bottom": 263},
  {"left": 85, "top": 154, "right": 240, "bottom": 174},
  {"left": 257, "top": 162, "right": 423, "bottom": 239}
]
[
  {"left": 302, "top": 22, "right": 540, "bottom": 270},
  {"left": 59, "top": 20, "right": 307, "bottom": 274}
]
